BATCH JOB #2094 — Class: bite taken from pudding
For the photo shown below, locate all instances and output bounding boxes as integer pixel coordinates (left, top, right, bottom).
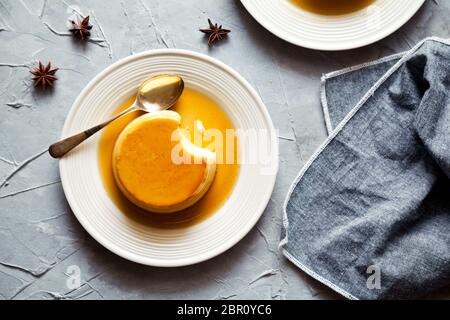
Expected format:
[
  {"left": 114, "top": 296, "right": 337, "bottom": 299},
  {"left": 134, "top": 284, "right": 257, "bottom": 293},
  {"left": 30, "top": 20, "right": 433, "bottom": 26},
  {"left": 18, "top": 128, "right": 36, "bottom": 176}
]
[{"left": 112, "top": 110, "right": 217, "bottom": 213}]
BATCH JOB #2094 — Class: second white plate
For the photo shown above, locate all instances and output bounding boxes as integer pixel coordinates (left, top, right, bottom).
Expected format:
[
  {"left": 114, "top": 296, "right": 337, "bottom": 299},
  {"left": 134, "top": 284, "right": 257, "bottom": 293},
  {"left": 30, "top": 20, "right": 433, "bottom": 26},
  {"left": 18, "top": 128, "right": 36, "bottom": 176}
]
[{"left": 240, "top": 0, "right": 425, "bottom": 51}]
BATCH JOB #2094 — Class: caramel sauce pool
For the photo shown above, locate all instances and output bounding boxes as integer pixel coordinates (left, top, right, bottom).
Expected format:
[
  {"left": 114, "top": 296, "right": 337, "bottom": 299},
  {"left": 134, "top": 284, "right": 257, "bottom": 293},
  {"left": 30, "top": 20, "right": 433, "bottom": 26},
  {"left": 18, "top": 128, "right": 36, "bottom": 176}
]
[
  {"left": 98, "top": 88, "right": 240, "bottom": 228},
  {"left": 290, "top": 0, "right": 376, "bottom": 15}
]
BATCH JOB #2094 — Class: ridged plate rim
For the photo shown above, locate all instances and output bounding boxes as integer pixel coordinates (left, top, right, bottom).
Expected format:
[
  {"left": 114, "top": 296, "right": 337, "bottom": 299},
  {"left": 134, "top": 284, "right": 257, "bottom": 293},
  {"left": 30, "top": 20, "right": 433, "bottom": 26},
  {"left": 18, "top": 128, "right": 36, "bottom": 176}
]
[
  {"left": 59, "top": 49, "right": 278, "bottom": 267},
  {"left": 240, "top": 0, "right": 425, "bottom": 51}
]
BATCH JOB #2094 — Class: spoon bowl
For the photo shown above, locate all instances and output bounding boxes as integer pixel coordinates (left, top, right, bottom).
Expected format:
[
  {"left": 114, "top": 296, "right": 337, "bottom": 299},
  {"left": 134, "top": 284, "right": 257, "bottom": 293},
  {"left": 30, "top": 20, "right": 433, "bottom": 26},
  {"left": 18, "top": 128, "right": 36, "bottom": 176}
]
[{"left": 137, "top": 74, "right": 185, "bottom": 113}]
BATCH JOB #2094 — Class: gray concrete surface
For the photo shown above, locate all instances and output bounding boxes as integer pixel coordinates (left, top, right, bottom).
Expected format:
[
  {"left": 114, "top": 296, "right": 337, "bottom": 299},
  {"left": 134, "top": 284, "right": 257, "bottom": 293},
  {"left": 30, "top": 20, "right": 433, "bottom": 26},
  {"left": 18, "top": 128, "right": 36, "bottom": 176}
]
[{"left": 0, "top": 0, "right": 449, "bottom": 300}]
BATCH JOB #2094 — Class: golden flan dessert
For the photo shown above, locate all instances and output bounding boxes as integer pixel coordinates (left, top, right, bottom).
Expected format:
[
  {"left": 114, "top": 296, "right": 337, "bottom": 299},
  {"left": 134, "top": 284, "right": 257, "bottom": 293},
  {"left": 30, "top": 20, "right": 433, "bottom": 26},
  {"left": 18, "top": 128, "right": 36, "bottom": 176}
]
[{"left": 112, "top": 110, "right": 216, "bottom": 213}]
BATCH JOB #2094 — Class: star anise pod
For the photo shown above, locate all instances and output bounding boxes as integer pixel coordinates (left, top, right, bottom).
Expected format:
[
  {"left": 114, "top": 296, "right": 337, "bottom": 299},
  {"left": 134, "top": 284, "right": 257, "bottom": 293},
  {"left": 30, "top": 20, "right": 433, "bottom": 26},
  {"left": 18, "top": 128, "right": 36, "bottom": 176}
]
[
  {"left": 69, "top": 15, "right": 92, "bottom": 40},
  {"left": 200, "top": 19, "right": 230, "bottom": 45},
  {"left": 30, "top": 61, "right": 59, "bottom": 91}
]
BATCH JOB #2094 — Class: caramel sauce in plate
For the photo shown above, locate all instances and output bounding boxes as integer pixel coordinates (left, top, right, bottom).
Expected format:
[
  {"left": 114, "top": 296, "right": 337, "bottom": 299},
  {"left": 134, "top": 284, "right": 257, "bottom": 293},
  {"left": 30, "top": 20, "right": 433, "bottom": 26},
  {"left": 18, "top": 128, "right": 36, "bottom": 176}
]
[
  {"left": 98, "top": 88, "right": 240, "bottom": 228},
  {"left": 290, "top": 0, "right": 376, "bottom": 15}
]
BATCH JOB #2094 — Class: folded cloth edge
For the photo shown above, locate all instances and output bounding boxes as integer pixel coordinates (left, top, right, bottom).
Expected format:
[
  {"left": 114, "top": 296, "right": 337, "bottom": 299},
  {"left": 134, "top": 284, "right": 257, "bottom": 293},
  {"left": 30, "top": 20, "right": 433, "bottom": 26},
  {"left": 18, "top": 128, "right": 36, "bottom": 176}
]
[
  {"left": 279, "top": 36, "right": 450, "bottom": 300},
  {"left": 320, "top": 51, "right": 405, "bottom": 134}
]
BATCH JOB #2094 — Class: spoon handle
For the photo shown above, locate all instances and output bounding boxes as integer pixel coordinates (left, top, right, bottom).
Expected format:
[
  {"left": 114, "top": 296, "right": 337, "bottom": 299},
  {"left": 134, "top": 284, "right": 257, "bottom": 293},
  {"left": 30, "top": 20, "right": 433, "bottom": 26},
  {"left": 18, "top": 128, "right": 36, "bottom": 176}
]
[{"left": 49, "top": 106, "right": 136, "bottom": 159}]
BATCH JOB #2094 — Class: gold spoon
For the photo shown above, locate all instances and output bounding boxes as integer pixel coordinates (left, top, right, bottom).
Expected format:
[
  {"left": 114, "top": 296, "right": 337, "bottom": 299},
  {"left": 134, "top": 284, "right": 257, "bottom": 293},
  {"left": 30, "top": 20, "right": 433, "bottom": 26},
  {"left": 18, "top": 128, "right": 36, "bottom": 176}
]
[{"left": 49, "top": 74, "right": 185, "bottom": 158}]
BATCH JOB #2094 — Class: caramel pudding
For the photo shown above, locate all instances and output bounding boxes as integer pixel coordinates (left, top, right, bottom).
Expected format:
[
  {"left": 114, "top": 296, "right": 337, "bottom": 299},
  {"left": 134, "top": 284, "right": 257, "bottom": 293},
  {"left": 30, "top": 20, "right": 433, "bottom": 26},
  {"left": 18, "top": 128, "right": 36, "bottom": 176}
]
[
  {"left": 98, "top": 88, "right": 240, "bottom": 227},
  {"left": 113, "top": 111, "right": 216, "bottom": 213},
  {"left": 290, "top": 0, "right": 375, "bottom": 15}
]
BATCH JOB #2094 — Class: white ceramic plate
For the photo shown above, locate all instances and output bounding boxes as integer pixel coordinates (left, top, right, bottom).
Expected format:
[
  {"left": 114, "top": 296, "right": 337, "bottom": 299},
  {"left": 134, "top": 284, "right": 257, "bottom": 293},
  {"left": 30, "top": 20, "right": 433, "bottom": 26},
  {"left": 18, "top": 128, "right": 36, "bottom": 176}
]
[
  {"left": 240, "top": 0, "right": 425, "bottom": 51},
  {"left": 60, "top": 50, "right": 278, "bottom": 267}
]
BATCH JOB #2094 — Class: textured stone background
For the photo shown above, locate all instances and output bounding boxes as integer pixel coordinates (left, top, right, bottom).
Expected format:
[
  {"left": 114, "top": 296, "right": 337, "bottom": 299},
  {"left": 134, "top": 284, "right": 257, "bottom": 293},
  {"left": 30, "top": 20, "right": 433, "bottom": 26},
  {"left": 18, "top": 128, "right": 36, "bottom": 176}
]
[{"left": 0, "top": 0, "right": 449, "bottom": 300}]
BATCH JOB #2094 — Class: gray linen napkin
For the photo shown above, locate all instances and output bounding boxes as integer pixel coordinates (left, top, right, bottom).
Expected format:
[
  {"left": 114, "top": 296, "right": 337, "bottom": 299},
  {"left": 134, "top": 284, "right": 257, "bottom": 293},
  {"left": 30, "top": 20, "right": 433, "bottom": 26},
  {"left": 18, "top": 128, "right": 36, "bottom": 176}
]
[{"left": 280, "top": 37, "right": 450, "bottom": 300}]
